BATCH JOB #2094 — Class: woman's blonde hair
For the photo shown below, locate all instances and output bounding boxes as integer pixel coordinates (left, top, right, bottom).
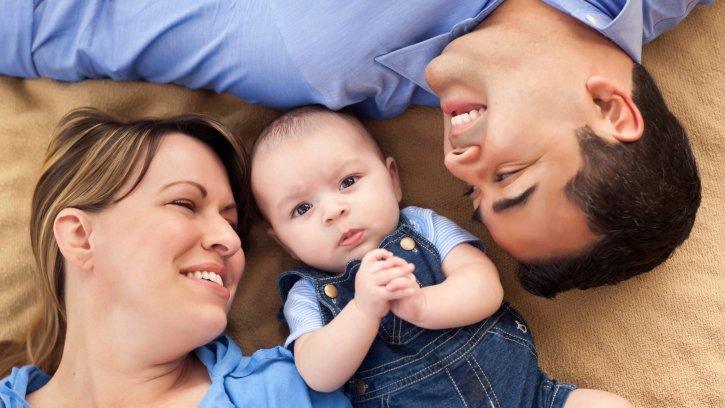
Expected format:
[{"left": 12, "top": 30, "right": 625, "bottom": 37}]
[{"left": 0, "top": 108, "right": 250, "bottom": 377}]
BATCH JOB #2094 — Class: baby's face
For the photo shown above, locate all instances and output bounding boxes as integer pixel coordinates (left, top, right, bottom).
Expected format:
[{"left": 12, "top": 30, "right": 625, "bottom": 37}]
[{"left": 252, "top": 118, "right": 402, "bottom": 273}]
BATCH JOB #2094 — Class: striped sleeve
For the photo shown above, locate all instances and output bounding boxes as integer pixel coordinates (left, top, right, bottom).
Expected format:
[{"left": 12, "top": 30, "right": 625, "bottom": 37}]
[
  {"left": 401, "top": 206, "right": 481, "bottom": 261},
  {"left": 283, "top": 279, "right": 324, "bottom": 349}
]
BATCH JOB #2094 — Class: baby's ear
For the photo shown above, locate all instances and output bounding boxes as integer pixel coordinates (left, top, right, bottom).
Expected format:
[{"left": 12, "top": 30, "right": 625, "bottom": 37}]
[
  {"left": 385, "top": 157, "right": 403, "bottom": 202},
  {"left": 54, "top": 208, "right": 95, "bottom": 272},
  {"left": 266, "top": 228, "right": 300, "bottom": 260}
]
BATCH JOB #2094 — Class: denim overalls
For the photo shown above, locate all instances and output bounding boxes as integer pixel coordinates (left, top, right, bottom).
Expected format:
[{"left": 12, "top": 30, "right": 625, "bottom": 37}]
[{"left": 280, "top": 220, "right": 574, "bottom": 407}]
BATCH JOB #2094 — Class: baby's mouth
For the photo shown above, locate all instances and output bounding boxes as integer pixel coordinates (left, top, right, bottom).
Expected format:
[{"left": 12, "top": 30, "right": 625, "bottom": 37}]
[{"left": 339, "top": 229, "right": 365, "bottom": 247}]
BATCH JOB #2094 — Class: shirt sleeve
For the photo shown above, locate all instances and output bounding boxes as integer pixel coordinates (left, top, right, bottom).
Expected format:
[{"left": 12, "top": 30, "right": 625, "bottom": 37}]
[
  {"left": 401, "top": 206, "right": 481, "bottom": 262},
  {"left": 0, "top": 0, "right": 320, "bottom": 109},
  {"left": 282, "top": 280, "right": 324, "bottom": 349}
]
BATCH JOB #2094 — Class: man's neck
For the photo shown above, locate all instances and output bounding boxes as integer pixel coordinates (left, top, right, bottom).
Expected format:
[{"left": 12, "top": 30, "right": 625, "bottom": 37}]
[{"left": 482, "top": 0, "right": 634, "bottom": 88}]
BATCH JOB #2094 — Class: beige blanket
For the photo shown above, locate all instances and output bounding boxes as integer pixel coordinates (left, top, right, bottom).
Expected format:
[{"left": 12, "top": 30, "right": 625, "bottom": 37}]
[{"left": 0, "top": 2, "right": 722, "bottom": 406}]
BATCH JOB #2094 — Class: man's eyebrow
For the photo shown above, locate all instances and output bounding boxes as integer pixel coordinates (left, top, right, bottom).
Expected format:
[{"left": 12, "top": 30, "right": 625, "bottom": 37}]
[
  {"left": 161, "top": 180, "right": 207, "bottom": 197},
  {"left": 491, "top": 185, "right": 538, "bottom": 214}
]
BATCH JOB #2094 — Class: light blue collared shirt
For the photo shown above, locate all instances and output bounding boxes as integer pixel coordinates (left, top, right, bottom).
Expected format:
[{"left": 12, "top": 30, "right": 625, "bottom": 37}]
[
  {"left": 0, "top": 335, "right": 351, "bottom": 407},
  {"left": 0, "top": 0, "right": 710, "bottom": 117}
]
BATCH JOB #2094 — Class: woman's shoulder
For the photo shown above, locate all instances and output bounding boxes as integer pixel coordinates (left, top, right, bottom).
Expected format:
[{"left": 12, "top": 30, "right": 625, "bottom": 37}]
[
  {"left": 196, "top": 335, "right": 351, "bottom": 407},
  {"left": 1, "top": 365, "right": 50, "bottom": 407}
]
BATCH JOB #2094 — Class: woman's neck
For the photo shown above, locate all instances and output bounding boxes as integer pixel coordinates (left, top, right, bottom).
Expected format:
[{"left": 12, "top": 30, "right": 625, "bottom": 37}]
[{"left": 26, "top": 321, "right": 212, "bottom": 407}]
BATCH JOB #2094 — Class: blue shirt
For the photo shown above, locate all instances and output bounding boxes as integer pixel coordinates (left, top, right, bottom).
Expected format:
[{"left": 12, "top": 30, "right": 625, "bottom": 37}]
[
  {"left": 0, "top": 335, "right": 351, "bottom": 407},
  {"left": 283, "top": 206, "right": 479, "bottom": 348},
  {"left": 0, "top": 0, "right": 709, "bottom": 117}
]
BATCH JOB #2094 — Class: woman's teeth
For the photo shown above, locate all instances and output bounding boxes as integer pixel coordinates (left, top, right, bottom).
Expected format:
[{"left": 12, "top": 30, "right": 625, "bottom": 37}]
[
  {"left": 186, "top": 271, "right": 223, "bottom": 287},
  {"left": 450, "top": 107, "right": 484, "bottom": 126}
]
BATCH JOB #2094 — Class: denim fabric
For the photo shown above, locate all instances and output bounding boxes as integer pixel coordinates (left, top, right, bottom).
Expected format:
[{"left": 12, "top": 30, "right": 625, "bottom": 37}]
[{"left": 279, "top": 220, "right": 574, "bottom": 407}]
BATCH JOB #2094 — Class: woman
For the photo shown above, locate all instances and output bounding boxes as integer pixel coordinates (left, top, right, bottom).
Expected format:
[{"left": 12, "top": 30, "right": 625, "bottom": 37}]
[{"left": 0, "top": 108, "right": 350, "bottom": 407}]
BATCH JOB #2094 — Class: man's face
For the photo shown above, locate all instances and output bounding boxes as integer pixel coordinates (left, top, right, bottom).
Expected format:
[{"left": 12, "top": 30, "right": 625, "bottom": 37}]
[{"left": 425, "top": 24, "right": 598, "bottom": 261}]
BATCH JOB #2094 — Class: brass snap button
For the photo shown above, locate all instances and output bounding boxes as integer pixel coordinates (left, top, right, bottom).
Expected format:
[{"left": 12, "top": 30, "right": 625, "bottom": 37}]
[
  {"left": 400, "top": 236, "right": 416, "bottom": 251},
  {"left": 355, "top": 379, "right": 368, "bottom": 394},
  {"left": 323, "top": 284, "right": 338, "bottom": 299}
]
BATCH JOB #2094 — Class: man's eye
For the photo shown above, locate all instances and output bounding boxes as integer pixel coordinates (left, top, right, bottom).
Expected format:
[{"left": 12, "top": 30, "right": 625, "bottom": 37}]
[
  {"left": 171, "top": 199, "right": 196, "bottom": 211},
  {"left": 292, "top": 203, "right": 312, "bottom": 217},
  {"left": 494, "top": 171, "right": 515, "bottom": 183},
  {"left": 340, "top": 176, "right": 358, "bottom": 190}
]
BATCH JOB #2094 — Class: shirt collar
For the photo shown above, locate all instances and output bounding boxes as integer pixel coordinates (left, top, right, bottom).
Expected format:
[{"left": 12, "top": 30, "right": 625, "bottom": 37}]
[{"left": 375, "top": 0, "right": 642, "bottom": 92}]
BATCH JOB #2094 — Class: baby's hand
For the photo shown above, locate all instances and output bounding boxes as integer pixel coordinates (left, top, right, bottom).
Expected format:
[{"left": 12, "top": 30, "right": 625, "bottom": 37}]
[
  {"left": 388, "top": 274, "right": 427, "bottom": 325},
  {"left": 353, "top": 249, "right": 416, "bottom": 320}
]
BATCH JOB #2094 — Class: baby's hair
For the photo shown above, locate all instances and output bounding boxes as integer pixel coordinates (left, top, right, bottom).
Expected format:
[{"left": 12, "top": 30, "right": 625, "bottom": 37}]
[{"left": 253, "top": 105, "right": 382, "bottom": 159}]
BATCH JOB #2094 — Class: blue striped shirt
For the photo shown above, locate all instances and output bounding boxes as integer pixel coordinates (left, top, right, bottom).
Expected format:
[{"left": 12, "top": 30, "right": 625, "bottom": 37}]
[{"left": 283, "top": 206, "right": 480, "bottom": 348}]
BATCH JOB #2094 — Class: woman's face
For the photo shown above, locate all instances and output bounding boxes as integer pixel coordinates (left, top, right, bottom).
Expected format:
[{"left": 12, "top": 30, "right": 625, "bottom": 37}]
[{"left": 87, "top": 132, "right": 245, "bottom": 351}]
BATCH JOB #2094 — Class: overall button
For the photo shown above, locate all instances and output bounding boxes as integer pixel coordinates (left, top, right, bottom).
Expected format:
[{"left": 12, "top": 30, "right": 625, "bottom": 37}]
[
  {"left": 355, "top": 379, "right": 368, "bottom": 394},
  {"left": 323, "top": 284, "right": 338, "bottom": 299},
  {"left": 400, "top": 236, "right": 416, "bottom": 250}
]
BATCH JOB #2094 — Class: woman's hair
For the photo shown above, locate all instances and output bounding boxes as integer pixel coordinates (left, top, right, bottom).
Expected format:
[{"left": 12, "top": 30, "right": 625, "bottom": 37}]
[{"left": 0, "top": 108, "right": 250, "bottom": 377}]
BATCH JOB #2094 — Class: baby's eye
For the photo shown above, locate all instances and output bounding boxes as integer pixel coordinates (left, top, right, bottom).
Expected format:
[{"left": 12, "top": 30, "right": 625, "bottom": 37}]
[
  {"left": 171, "top": 199, "right": 196, "bottom": 211},
  {"left": 292, "top": 203, "right": 312, "bottom": 217},
  {"left": 340, "top": 176, "right": 358, "bottom": 190}
]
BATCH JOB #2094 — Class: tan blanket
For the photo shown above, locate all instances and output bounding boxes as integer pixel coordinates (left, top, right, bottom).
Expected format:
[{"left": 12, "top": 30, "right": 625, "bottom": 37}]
[{"left": 0, "top": 2, "right": 722, "bottom": 406}]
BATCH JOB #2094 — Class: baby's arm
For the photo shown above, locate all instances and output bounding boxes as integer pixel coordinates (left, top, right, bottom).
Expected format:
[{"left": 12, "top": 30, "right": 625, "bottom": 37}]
[
  {"left": 389, "top": 243, "right": 503, "bottom": 330},
  {"left": 292, "top": 249, "right": 414, "bottom": 392}
]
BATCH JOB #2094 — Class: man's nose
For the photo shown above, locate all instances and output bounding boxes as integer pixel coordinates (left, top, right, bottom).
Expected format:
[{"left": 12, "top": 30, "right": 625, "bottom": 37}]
[{"left": 444, "top": 145, "right": 484, "bottom": 180}]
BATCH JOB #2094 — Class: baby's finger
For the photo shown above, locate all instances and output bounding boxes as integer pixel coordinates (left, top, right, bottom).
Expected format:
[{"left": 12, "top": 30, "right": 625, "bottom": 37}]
[
  {"left": 385, "top": 276, "right": 416, "bottom": 292},
  {"left": 375, "top": 256, "right": 414, "bottom": 272},
  {"left": 386, "top": 287, "right": 416, "bottom": 299},
  {"left": 373, "top": 266, "right": 412, "bottom": 285},
  {"left": 362, "top": 249, "right": 393, "bottom": 264}
]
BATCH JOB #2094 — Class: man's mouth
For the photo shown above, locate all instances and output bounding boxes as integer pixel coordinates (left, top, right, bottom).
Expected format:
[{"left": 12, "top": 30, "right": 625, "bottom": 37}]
[
  {"left": 339, "top": 229, "right": 365, "bottom": 247},
  {"left": 450, "top": 107, "right": 485, "bottom": 126},
  {"left": 442, "top": 102, "right": 486, "bottom": 138}
]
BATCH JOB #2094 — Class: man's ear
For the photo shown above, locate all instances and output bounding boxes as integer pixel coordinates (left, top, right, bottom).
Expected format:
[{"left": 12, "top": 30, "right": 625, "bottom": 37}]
[
  {"left": 54, "top": 208, "right": 94, "bottom": 272},
  {"left": 586, "top": 76, "right": 644, "bottom": 143},
  {"left": 266, "top": 228, "right": 300, "bottom": 260},
  {"left": 385, "top": 157, "right": 403, "bottom": 202}
]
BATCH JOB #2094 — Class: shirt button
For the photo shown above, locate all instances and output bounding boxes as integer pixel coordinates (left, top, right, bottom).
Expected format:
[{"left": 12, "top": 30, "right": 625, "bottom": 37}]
[
  {"left": 355, "top": 379, "right": 368, "bottom": 394},
  {"left": 400, "top": 236, "right": 416, "bottom": 251},
  {"left": 323, "top": 284, "right": 338, "bottom": 299}
]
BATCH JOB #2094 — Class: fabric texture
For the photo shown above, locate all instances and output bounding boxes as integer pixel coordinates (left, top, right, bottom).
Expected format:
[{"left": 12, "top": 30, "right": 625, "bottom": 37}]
[
  {"left": 0, "top": 0, "right": 711, "bottom": 117},
  {"left": 283, "top": 206, "right": 480, "bottom": 348},
  {"left": 0, "top": 2, "right": 721, "bottom": 407}
]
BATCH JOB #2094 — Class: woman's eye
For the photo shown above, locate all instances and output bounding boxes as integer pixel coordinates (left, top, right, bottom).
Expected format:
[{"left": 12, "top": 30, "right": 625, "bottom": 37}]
[
  {"left": 340, "top": 176, "right": 357, "bottom": 190},
  {"left": 171, "top": 199, "right": 196, "bottom": 211},
  {"left": 292, "top": 203, "right": 312, "bottom": 217}
]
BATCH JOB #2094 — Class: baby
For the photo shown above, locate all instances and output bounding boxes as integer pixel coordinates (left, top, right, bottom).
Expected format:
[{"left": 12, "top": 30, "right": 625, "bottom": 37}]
[{"left": 251, "top": 106, "right": 630, "bottom": 407}]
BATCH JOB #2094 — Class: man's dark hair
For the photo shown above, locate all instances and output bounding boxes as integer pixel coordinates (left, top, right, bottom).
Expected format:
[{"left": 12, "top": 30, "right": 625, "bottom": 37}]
[{"left": 519, "top": 64, "right": 701, "bottom": 298}]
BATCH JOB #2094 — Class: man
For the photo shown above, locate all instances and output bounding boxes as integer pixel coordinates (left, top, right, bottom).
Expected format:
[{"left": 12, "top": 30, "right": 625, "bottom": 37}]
[{"left": 1, "top": 0, "right": 706, "bottom": 296}]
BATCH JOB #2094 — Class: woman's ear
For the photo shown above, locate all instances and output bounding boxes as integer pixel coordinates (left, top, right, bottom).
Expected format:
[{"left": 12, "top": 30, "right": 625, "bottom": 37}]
[
  {"left": 266, "top": 228, "right": 300, "bottom": 260},
  {"left": 586, "top": 75, "right": 644, "bottom": 143},
  {"left": 54, "top": 208, "right": 94, "bottom": 272},
  {"left": 385, "top": 157, "right": 403, "bottom": 202}
]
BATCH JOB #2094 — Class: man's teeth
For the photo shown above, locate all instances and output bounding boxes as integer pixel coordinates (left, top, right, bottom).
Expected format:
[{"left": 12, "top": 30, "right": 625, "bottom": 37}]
[
  {"left": 185, "top": 271, "right": 223, "bottom": 286},
  {"left": 451, "top": 108, "right": 484, "bottom": 126}
]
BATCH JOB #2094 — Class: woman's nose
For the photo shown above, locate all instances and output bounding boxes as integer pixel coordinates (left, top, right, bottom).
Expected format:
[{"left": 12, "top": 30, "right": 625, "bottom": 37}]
[{"left": 201, "top": 215, "right": 242, "bottom": 258}]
